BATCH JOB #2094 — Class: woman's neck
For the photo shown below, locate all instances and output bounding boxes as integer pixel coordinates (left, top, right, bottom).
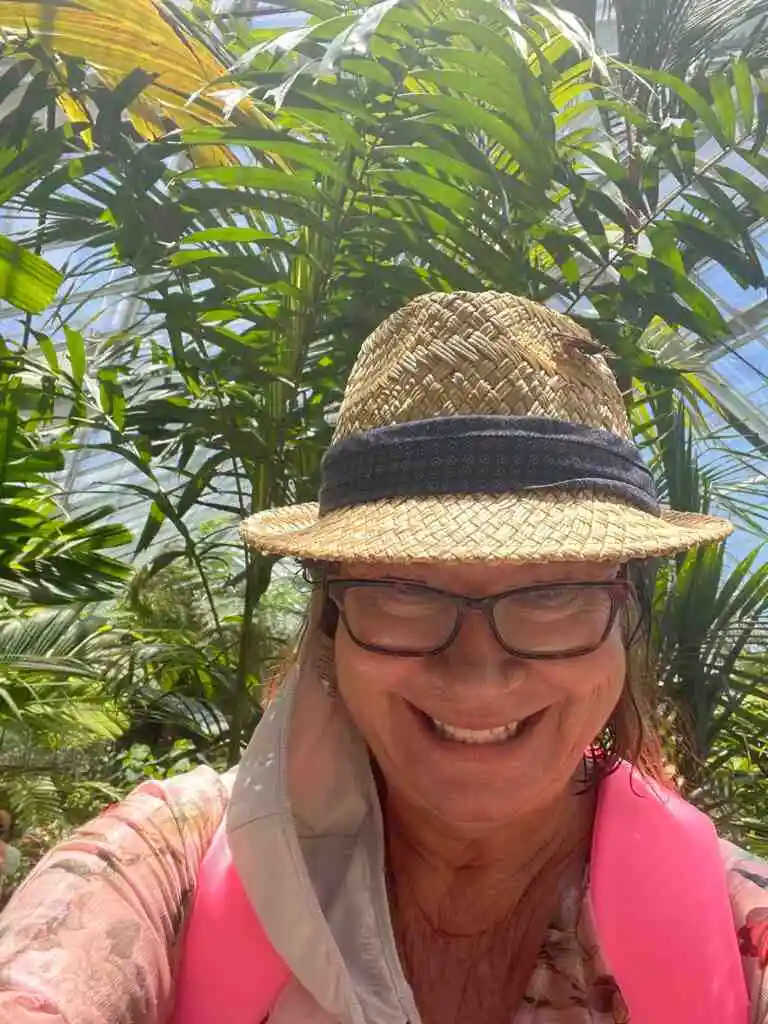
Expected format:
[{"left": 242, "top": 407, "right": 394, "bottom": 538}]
[{"left": 384, "top": 783, "right": 593, "bottom": 936}]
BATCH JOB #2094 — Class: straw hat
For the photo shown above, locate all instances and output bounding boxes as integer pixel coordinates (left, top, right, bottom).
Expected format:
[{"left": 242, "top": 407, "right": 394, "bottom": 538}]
[{"left": 242, "top": 292, "right": 732, "bottom": 564}]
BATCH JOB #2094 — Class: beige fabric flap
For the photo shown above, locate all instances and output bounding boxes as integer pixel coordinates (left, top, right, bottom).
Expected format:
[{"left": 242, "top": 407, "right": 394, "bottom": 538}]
[{"left": 228, "top": 661, "right": 417, "bottom": 1024}]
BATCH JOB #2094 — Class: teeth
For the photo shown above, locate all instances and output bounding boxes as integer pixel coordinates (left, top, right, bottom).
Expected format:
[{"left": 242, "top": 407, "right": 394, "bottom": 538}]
[{"left": 429, "top": 718, "right": 521, "bottom": 744}]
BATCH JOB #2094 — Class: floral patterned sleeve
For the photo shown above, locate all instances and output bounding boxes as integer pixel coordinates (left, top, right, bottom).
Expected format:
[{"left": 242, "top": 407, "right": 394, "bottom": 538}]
[
  {"left": 0, "top": 766, "right": 232, "bottom": 1024},
  {"left": 721, "top": 839, "right": 768, "bottom": 1023}
]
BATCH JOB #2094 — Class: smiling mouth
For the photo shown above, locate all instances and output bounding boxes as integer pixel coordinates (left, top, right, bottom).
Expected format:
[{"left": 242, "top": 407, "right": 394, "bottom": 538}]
[{"left": 413, "top": 706, "right": 544, "bottom": 745}]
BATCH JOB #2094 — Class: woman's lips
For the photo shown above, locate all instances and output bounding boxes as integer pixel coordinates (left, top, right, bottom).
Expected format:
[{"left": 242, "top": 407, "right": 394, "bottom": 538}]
[
  {"left": 408, "top": 702, "right": 547, "bottom": 746},
  {"left": 430, "top": 718, "right": 521, "bottom": 744}
]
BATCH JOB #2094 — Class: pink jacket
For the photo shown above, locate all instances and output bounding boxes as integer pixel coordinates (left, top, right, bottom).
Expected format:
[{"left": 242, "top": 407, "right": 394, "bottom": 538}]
[
  {"left": 2, "top": 665, "right": 768, "bottom": 1024},
  {"left": 172, "top": 760, "right": 747, "bottom": 1024}
]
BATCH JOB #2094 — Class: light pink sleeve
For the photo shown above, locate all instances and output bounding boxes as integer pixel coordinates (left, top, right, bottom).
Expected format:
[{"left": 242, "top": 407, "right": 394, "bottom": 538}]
[
  {"left": 720, "top": 840, "right": 768, "bottom": 1023},
  {"left": 0, "top": 766, "right": 232, "bottom": 1024}
]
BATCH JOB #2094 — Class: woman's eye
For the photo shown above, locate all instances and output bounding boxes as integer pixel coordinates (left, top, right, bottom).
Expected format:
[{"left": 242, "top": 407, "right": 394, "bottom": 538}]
[
  {"left": 364, "top": 587, "right": 441, "bottom": 616},
  {"left": 518, "top": 589, "right": 579, "bottom": 612},
  {"left": 528, "top": 588, "right": 569, "bottom": 603}
]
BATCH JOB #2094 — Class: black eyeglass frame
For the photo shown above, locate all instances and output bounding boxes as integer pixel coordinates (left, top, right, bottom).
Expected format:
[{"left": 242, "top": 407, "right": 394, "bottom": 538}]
[{"left": 325, "top": 577, "right": 633, "bottom": 660}]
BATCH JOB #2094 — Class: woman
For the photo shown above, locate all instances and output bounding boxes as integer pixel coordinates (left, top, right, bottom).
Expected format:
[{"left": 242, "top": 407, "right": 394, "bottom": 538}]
[{"left": 1, "top": 291, "right": 767, "bottom": 1024}]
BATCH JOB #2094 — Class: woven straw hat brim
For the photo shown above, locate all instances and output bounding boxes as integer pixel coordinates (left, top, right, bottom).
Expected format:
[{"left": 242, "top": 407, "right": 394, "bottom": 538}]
[{"left": 241, "top": 491, "right": 733, "bottom": 565}]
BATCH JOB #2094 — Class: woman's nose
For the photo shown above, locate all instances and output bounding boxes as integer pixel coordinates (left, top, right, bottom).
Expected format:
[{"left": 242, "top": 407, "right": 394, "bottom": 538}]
[{"left": 432, "top": 606, "right": 523, "bottom": 688}]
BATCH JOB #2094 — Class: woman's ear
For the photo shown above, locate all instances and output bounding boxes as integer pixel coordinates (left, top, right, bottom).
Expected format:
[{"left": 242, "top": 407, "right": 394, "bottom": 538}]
[
  {"left": 315, "top": 626, "right": 338, "bottom": 698},
  {"left": 318, "top": 596, "right": 339, "bottom": 638},
  {"left": 313, "top": 594, "right": 339, "bottom": 698}
]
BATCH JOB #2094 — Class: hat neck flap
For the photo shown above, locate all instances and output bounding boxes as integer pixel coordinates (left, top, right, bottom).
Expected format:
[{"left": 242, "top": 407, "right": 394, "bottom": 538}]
[{"left": 227, "top": 657, "right": 419, "bottom": 1024}]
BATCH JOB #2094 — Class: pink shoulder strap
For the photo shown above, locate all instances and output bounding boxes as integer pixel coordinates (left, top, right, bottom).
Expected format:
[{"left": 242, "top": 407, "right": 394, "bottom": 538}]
[
  {"left": 174, "top": 764, "right": 748, "bottom": 1023},
  {"left": 591, "top": 760, "right": 748, "bottom": 1024},
  {"left": 171, "top": 825, "right": 290, "bottom": 1024}
]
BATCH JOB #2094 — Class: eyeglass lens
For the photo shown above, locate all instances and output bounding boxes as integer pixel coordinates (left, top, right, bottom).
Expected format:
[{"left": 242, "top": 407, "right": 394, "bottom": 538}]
[{"left": 331, "top": 581, "right": 618, "bottom": 657}]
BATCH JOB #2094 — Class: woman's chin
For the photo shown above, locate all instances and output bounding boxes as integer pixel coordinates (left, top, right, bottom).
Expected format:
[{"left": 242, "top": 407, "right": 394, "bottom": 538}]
[{"left": 377, "top": 701, "right": 588, "bottom": 827}]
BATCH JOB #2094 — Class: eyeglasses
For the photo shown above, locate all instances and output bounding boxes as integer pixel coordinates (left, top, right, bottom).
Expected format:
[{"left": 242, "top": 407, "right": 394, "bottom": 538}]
[{"left": 326, "top": 577, "right": 632, "bottom": 659}]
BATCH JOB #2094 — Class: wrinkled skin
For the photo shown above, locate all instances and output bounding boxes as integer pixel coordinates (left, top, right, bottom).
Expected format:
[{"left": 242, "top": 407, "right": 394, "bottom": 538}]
[
  {"left": 334, "top": 560, "right": 625, "bottom": 831},
  {"left": 333, "top": 560, "right": 627, "bottom": 1023}
]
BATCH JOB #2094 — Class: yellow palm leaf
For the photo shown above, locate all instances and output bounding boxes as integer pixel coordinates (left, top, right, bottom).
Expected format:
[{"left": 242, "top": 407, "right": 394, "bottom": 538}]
[
  {"left": 56, "top": 91, "right": 94, "bottom": 148},
  {"left": 0, "top": 0, "right": 276, "bottom": 164}
]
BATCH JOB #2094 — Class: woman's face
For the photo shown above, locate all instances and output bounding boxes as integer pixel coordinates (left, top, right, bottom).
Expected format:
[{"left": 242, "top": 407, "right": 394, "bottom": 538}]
[{"left": 333, "top": 560, "right": 626, "bottom": 829}]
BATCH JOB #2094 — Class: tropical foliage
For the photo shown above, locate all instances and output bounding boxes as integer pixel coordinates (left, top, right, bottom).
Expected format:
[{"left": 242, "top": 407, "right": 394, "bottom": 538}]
[
  {"left": 647, "top": 396, "right": 768, "bottom": 852},
  {"left": 0, "top": 0, "right": 767, "bottom": 868}
]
